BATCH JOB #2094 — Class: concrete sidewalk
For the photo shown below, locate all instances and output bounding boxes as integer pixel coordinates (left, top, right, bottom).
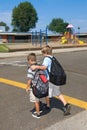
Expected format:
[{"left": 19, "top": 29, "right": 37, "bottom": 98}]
[
  {"left": 0, "top": 46, "right": 87, "bottom": 58},
  {"left": 44, "top": 110, "right": 87, "bottom": 130}
]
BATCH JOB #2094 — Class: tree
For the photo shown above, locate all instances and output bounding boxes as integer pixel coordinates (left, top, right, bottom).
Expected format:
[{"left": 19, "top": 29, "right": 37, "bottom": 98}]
[
  {"left": 48, "top": 18, "right": 69, "bottom": 34},
  {"left": 11, "top": 2, "right": 38, "bottom": 32},
  {"left": 0, "top": 21, "right": 10, "bottom": 31}
]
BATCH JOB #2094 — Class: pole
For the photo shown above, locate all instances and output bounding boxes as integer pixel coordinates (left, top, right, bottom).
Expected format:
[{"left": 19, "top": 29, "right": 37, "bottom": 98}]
[
  {"left": 32, "top": 31, "right": 34, "bottom": 45},
  {"left": 40, "top": 29, "right": 42, "bottom": 47},
  {"left": 46, "top": 27, "right": 48, "bottom": 45}
]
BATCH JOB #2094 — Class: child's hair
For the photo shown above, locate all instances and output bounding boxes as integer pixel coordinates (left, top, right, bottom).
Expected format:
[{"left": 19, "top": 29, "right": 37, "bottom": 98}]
[
  {"left": 41, "top": 45, "right": 52, "bottom": 55},
  {"left": 27, "top": 53, "right": 36, "bottom": 61}
]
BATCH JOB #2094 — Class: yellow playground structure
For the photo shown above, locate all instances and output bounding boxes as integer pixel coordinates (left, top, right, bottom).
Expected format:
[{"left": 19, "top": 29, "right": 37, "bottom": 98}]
[
  {"left": 60, "top": 24, "right": 84, "bottom": 45},
  {"left": 60, "top": 32, "right": 84, "bottom": 45}
]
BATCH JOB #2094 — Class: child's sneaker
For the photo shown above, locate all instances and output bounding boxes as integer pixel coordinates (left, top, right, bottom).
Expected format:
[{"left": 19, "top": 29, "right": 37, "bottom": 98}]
[
  {"left": 30, "top": 107, "right": 36, "bottom": 113},
  {"left": 45, "top": 105, "right": 51, "bottom": 111},
  {"left": 33, "top": 110, "right": 43, "bottom": 114},
  {"left": 32, "top": 112, "right": 41, "bottom": 119},
  {"left": 63, "top": 103, "right": 71, "bottom": 116},
  {"left": 30, "top": 101, "right": 44, "bottom": 113}
]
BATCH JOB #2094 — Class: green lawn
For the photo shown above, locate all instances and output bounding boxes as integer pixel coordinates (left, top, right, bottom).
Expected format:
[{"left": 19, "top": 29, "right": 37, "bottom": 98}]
[{"left": 0, "top": 44, "right": 9, "bottom": 52}]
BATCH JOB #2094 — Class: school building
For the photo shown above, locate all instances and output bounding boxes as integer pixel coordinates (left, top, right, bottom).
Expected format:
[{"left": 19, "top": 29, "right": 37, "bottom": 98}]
[
  {"left": 0, "top": 32, "right": 32, "bottom": 43},
  {"left": 0, "top": 32, "right": 87, "bottom": 44}
]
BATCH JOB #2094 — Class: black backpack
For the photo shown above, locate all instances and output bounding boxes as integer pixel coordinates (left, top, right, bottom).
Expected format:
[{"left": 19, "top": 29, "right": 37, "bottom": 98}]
[
  {"left": 47, "top": 56, "right": 67, "bottom": 85},
  {"left": 31, "top": 69, "right": 49, "bottom": 98}
]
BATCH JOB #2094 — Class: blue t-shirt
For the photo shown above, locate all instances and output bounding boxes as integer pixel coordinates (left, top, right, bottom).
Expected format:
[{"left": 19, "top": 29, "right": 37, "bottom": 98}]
[{"left": 42, "top": 56, "right": 52, "bottom": 80}]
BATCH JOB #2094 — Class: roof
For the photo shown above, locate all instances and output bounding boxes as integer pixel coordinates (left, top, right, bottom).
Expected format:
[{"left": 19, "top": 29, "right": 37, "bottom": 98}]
[{"left": 0, "top": 32, "right": 32, "bottom": 35}]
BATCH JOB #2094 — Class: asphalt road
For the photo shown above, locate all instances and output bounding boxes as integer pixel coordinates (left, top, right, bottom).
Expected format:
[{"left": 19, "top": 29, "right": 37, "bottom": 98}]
[{"left": 0, "top": 50, "right": 87, "bottom": 130}]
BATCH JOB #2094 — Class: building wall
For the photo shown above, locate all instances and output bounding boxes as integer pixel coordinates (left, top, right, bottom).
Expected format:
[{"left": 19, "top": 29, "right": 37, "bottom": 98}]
[
  {"left": 1, "top": 35, "right": 8, "bottom": 43},
  {"left": 8, "top": 35, "right": 15, "bottom": 43},
  {"left": 0, "top": 34, "right": 15, "bottom": 43},
  {"left": 48, "top": 35, "right": 61, "bottom": 42},
  {"left": 0, "top": 33, "right": 87, "bottom": 44},
  {"left": 0, "top": 34, "right": 31, "bottom": 43}
]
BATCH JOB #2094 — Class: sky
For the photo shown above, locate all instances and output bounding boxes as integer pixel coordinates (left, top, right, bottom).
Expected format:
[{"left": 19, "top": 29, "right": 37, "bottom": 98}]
[{"left": 0, "top": 0, "right": 87, "bottom": 33}]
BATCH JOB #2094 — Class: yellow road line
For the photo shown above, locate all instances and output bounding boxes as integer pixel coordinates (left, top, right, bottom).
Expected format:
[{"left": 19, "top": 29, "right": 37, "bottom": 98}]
[
  {"left": 55, "top": 95, "right": 87, "bottom": 110},
  {"left": 0, "top": 78, "right": 87, "bottom": 109},
  {"left": 0, "top": 78, "right": 26, "bottom": 89}
]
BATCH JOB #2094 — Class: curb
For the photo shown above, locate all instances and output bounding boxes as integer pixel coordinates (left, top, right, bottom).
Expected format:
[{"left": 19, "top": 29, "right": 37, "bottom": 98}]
[{"left": 8, "top": 44, "right": 87, "bottom": 52}]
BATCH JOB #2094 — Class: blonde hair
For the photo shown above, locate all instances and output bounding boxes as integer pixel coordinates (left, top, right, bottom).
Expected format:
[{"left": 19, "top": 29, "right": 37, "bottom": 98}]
[
  {"left": 41, "top": 45, "right": 52, "bottom": 55},
  {"left": 27, "top": 53, "right": 36, "bottom": 61}
]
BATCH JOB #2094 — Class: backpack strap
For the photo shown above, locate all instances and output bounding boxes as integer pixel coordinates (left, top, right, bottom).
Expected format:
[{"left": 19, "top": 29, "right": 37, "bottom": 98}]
[
  {"left": 27, "top": 63, "right": 38, "bottom": 81},
  {"left": 45, "top": 56, "right": 53, "bottom": 60}
]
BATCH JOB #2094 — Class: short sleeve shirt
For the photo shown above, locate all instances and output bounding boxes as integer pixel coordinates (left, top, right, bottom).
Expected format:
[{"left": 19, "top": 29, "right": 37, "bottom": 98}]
[
  {"left": 27, "top": 67, "right": 35, "bottom": 80},
  {"left": 42, "top": 56, "right": 52, "bottom": 80}
]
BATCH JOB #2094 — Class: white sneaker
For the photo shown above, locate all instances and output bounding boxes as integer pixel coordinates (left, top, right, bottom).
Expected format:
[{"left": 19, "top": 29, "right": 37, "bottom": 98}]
[{"left": 32, "top": 112, "right": 41, "bottom": 119}]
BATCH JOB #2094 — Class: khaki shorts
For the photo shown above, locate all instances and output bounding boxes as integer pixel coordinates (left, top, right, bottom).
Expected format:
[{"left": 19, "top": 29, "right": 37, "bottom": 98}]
[
  {"left": 29, "top": 88, "right": 40, "bottom": 102},
  {"left": 49, "top": 82, "right": 61, "bottom": 98}
]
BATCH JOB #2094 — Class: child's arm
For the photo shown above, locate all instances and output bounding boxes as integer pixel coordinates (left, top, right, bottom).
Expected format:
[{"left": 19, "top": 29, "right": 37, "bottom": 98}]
[
  {"left": 26, "top": 79, "right": 32, "bottom": 94},
  {"left": 31, "top": 65, "right": 47, "bottom": 70}
]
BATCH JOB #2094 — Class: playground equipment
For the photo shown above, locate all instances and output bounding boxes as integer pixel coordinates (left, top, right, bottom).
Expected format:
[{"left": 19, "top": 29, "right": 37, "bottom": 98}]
[
  {"left": 74, "top": 36, "right": 84, "bottom": 44},
  {"left": 31, "top": 27, "right": 48, "bottom": 47},
  {"left": 60, "top": 24, "right": 84, "bottom": 44},
  {"left": 60, "top": 33, "right": 84, "bottom": 45},
  {"left": 60, "top": 36, "right": 68, "bottom": 44}
]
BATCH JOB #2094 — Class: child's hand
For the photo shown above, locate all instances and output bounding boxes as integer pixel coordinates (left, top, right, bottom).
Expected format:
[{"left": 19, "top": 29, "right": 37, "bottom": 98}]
[
  {"left": 30, "top": 65, "right": 37, "bottom": 70},
  {"left": 26, "top": 87, "right": 29, "bottom": 94}
]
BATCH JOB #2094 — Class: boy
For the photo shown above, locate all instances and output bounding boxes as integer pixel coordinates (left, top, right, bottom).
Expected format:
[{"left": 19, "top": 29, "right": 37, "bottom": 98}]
[
  {"left": 26, "top": 53, "right": 50, "bottom": 119},
  {"left": 31, "top": 45, "right": 71, "bottom": 116}
]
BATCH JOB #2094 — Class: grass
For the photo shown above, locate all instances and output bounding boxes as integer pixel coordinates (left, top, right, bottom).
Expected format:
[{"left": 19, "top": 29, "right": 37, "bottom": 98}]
[{"left": 0, "top": 44, "right": 9, "bottom": 52}]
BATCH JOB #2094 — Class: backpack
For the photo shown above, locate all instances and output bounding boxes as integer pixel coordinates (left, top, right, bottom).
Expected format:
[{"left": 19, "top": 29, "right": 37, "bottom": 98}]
[
  {"left": 31, "top": 69, "right": 49, "bottom": 98},
  {"left": 47, "top": 56, "right": 67, "bottom": 85}
]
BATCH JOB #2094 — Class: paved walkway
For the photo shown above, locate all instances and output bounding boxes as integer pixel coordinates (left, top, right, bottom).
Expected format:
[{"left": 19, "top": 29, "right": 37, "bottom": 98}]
[
  {"left": 0, "top": 46, "right": 87, "bottom": 58},
  {"left": 45, "top": 110, "right": 87, "bottom": 130}
]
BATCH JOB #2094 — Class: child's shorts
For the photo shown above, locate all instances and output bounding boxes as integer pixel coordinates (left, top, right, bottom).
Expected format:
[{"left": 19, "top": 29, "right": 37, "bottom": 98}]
[
  {"left": 29, "top": 88, "right": 40, "bottom": 102},
  {"left": 49, "top": 82, "right": 61, "bottom": 98}
]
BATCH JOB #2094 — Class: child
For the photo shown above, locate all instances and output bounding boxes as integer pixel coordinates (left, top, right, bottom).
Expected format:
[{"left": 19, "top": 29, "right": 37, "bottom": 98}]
[
  {"left": 31, "top": 45, "right": 71, "bottom": 116},
  {"left": 26, "top": 53, "right": 50, "bottom": 119}
]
